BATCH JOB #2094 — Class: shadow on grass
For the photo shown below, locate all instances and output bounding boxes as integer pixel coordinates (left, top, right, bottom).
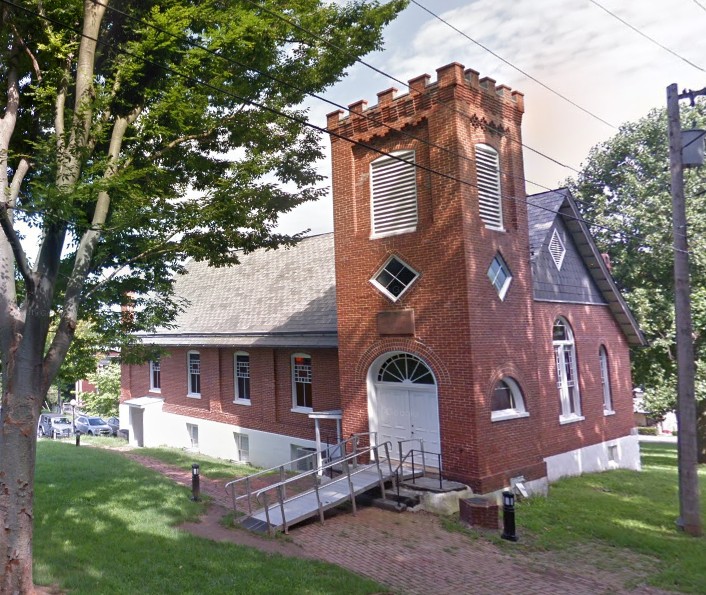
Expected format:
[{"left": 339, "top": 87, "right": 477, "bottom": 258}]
[{"left": 33, "top": 441, "right": 383, "bottom": 595}]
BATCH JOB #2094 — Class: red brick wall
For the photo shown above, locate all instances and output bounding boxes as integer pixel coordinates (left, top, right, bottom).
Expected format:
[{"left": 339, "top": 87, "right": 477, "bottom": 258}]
[
  {"left": 329, "top": 63, "right": 547, "bottom": 491},
  {"left": 532, "top": 303, "right": 635, "bottom": 458},
  {"left": 328, "top": 62, "right": 633, "bottom": 493},
  {"left": 120, "top": 347, "right": 341, "bottom": 442}
]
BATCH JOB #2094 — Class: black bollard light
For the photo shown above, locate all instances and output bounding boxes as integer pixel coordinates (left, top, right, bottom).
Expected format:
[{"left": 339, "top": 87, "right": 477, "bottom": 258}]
[
  {"left": 501, "top": 490, "right": 518, "bottom": 542},
  {"left": 75, "top": 433, "right": 80, "bottom": 447},
  {"left": 191, "top": 464, "right": 201, "bottom": 501}
]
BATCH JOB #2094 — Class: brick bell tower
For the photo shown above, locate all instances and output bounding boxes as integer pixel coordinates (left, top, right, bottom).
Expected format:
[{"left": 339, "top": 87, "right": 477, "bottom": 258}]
[{"left": 327, "top": 62, "right": 545, "bottom": 494}]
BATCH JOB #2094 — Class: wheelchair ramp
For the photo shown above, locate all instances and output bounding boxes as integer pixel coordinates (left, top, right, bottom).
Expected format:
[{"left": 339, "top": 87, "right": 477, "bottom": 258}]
[{"left": 243, "top": 463, "right": 392, "bottom": 534}]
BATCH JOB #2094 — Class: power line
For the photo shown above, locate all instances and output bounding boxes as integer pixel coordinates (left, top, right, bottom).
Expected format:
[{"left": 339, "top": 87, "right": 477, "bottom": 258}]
[
  {"left": 0, "top": 0, "right": 689, "bottom": 255},
  {"left": 239, "top": 0, "right": 582, "bottom": 176},
  {"left": 87, "top": 0, "right": 574, "bottom": 199},
  {"left": 409, "top": 0, "right": 616, "bottom": 129},
  {"left": 589, "top": 0, "right": 706, "bottom": 73},
  {"left": 691, "top": 0, "right": 706, "bottom": 12},
  {"left": 93, "top": 0, "right": 586, "bottom": 217}
]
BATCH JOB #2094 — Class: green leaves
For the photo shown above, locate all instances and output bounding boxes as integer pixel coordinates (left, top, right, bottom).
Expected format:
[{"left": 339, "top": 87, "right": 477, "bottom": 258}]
[
  {"left": 571, "top": 102, "right": 706, "bottom": 416},
  {"left": 2, "top": 0, "right": 406, "bottom": 352}
]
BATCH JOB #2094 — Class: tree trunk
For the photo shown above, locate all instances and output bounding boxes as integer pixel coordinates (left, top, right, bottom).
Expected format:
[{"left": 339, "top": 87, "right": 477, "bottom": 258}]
[
  {"left": 698, "top": 398, "right": 706, "bottom": 464},
  {"left": 0, "top": 341, "right": 46, "bottom": 594}
]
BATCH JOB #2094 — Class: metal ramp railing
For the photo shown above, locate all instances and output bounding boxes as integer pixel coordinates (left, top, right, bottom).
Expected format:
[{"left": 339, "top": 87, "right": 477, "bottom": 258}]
[
  {"left": 393, "top": 438, "right": 444, "bottom": 491},
  {"left": 225, "top": 435, "right": 394, "bottom": 535}
]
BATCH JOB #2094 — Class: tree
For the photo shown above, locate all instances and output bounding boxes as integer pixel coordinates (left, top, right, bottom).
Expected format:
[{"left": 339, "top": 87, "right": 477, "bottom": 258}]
[
  {"left": 82, "top": 361, "right": 120, "bottom": 417},
  {"left": 0, "top": 0, "right": 406, "bottom": 590},
  {"left": 570, "top": 102, "right": 706, "bottom": 460}
]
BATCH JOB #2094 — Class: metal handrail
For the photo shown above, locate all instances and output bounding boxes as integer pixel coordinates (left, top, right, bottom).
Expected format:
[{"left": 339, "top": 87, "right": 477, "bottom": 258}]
[
  {"left": 395, "top": 448, "right": 443, "bottom": 490},
  {"left": 251, "top": 441, "right": 392, "bottom": 535},
  {"left": 224, "top": 450, "right": 315, "bottom": 516},
  {"left": 224, "top": 433, "right": 375, "bottom": 517}
]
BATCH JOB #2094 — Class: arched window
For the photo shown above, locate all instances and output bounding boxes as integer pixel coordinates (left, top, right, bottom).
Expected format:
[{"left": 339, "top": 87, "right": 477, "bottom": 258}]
[
  {"left": 599, "top": 345, "right": 613, "bottom": 414},
  {"left": 491, "top": 377, "right": 528, "bottom": 421},
  {"left": 370, "top": 150, "right": 417, "bottom": 238},
  {"left": 377, "top": 353, "right": 434, "bottom": 385},
  {"left": 475, "top": 143, "right": 503, "bottom": 230},
  {"left": 553, "top": 318, "right": 582, "bottom": 421}
]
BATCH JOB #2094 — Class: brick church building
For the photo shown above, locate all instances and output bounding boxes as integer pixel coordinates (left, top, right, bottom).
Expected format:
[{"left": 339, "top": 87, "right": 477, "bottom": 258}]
[{"left": 120, "top": 62, "right": 644, "bottom": 496}]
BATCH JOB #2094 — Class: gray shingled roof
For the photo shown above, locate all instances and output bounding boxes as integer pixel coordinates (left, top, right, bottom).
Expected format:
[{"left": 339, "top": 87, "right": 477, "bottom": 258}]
[
  {"left": 528, "top": 189, "right": 567, "bottom": 258},
  {"left": 140, "top": 233, "right": 337, "bottom": 348},
  {"left": 528, "top": 189, "right": 645, "bottom": 346}
]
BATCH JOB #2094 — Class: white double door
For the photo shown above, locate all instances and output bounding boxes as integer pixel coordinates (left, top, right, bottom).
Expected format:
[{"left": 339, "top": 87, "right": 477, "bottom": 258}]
[{"left": 375, "top": 383, "right": 441, "bottom": 462}]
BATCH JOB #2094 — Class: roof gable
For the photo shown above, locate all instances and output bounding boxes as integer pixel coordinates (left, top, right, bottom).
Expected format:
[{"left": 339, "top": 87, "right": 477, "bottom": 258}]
[{"left": 528, "top": 189, "right": 645, "bottom": 346}]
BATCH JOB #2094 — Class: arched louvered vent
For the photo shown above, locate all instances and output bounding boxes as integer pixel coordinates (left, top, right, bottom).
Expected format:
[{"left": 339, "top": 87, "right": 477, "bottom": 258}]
[
  {"left": 370, "top": 150, "right": 417, "bottom": 237},
  {"left": 475, "top": 144, "right": 503, "bottom": 230}
]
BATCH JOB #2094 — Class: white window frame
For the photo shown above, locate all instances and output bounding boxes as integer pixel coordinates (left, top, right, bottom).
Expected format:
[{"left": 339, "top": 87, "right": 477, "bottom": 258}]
[
  {"left": 549, "top": 229, "right": 566, "bottom": 270},
  {"left": 487, "top": 253, "right": 512, "bottom": 300},
  {"left": 187, "top": 351, "right": 201, "bottom": 398},
  {"left": 553, "top": 318, "right": 583, "bottom": 423},
  {"left": 599, "top": 345, "right": 614, "bottom": 415},
  {"left": 234, "top": 432, "right": 250, "bottom": 463},
  {"left": 149, "top": 359, "right": 161, "bottom": 393},
  {"left": 234, "top": 351, "right": 251, "bottom": 405},
  {"left": 370, "top": 255, "right": 419, "bottom": 302},
  {"left": 491, "top": 377, "right": 529, "bottom": 422},
  {"left": 370, "top": 150, "right": 418, "bottom": 238},
  {"left": 186, "top": 423, "right": 199, "bottom": 449},
  {"left": 475, "top": 143, "right": 503, "bottom": 230},
  {"left": 291, "top": 353, "right": 313, "bottom": 413}
]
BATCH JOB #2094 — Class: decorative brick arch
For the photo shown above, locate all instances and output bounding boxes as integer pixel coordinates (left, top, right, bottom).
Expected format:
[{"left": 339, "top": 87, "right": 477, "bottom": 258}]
[
  {"left": 355, "top": 338, "right": 451, "bottom": 385},
  {"left": 482, "top": 362, "right": 531, "bottom": 398}
]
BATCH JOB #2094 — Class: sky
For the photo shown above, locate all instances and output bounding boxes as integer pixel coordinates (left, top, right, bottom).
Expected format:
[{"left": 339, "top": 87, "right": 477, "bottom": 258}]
[{"left": 275, "top": 0, "right": 706, "bottom": 236}]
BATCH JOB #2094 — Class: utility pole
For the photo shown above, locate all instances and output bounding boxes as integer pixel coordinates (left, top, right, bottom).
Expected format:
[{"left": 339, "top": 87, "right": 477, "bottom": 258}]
[{"left": 666, "top": 82, "right": 703, "bottom": 537}]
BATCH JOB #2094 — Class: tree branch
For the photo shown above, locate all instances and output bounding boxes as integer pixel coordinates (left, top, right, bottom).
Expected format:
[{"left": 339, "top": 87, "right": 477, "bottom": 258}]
[
  {"left": 45, "top": 106, "right": 139, "bottom": 383},
  {"left": 0, "top": 204, "right": 33, "bottom": 291},
  {"left": 10, "top": 23, "right": 41, "bottom": 83},
  {"left": 9, "top": 158, "right": 29, "bottom": 205},
  {"left": 147, "top": 109, "right": 245, "bottom": 160},
  {"left": 85, "top": 234, "right": 180, "bottom": 300}
]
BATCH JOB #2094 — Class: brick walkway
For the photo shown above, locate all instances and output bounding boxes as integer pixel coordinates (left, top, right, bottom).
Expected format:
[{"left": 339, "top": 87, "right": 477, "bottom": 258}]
[{"left": 123, "top": 453, "right": 669, "bottom": 595}]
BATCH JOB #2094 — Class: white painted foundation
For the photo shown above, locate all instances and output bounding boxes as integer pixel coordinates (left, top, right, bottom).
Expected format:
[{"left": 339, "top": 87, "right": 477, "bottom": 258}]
[
  {"left": 544, "top": 434, "right": 641, "bottom": 483},
  {"left": 119, "top": 400, "right": 319, "bottom": 469}
]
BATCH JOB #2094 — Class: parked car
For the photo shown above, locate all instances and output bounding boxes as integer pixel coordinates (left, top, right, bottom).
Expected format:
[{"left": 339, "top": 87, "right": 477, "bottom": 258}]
[
  {"left": 74, "top": 415, "right": 112, "bottom": 437},
  {"left": 37, "top": 413, "right": 73, "bottom": 439},
  {"left": 106, "top": 416, "right": 120, "bottom": 436}
]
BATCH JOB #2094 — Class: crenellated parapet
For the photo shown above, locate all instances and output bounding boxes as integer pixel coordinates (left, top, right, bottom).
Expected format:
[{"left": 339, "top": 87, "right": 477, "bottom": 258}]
[{"left": 326, "top": 62, "right": 524, "bottom": 143}]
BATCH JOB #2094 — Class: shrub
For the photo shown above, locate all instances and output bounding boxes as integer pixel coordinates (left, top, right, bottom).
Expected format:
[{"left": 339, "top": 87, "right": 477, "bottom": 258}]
[{"left": 637, "top": 426, "right": 658, "bottom": 435}]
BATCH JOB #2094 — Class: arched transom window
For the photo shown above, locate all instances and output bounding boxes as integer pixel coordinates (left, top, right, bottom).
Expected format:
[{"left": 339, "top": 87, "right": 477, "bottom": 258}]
[{"left": 377, "top": 353, "right": 435, "bottom": 385}]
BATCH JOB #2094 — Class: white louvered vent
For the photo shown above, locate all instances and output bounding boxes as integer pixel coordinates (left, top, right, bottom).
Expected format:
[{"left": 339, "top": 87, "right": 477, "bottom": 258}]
[
  {"left": 549, "top": 229, "right": 566, "bottom": 270},
  {"left": 475, "top": 144, "right": 503, "bottom": 230},
  {"left": 370, "top": 150, "right": 417, "bottom": 237}
]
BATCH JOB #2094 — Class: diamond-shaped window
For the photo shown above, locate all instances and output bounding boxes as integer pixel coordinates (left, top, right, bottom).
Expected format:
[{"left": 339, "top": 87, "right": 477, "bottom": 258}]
[
  {"left": 487, "top": 253, "right": 512, "bottom": 300},
  {"left": 371, "top": 255, "right": 419, "bottom": 301}
]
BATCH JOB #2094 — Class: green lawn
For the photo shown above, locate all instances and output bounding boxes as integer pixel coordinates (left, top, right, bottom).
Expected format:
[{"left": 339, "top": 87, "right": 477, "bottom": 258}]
[
  {"left": 33, "top": 441, "right": 384, "bottom": 594},
  {"left": 517, "top": 442, "right": 706, "bottom": 592}
]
